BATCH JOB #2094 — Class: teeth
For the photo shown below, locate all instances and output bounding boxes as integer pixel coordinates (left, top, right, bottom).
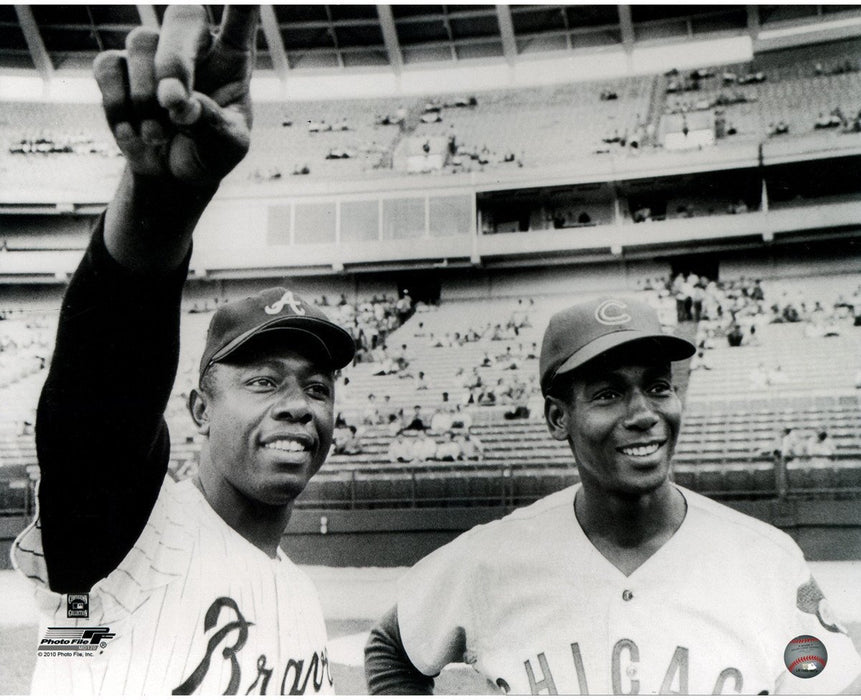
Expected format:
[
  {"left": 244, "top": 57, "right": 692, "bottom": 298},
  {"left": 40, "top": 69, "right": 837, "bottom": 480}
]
[
  {"left": 620, "top": 442, "right": 661, "bottom": 457},
  {"left": 265, "top": 439, "right": 307, "bottom": 453}
]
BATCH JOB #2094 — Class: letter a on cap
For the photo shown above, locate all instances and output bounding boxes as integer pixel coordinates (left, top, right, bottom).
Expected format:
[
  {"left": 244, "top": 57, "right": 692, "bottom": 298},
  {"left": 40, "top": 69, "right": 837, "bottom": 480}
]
[
  {"left": 265, "top": 290, "right": 306, "bottom": 316},
  {"left": 594, "top": 299, "right": 632, "bottom": 325}
]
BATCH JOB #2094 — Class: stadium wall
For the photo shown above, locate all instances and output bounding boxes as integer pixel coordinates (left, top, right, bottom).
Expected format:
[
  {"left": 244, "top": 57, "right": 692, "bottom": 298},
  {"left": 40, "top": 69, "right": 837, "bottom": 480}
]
[
  {"left": 279, "top": 499, "right": 861, "bottom": 567},
  {"left": 3, "top": 498, "right": 857, "bottom": 570},
  {"left": 1, "top": 238, "right": 857, "bottom": 313}
]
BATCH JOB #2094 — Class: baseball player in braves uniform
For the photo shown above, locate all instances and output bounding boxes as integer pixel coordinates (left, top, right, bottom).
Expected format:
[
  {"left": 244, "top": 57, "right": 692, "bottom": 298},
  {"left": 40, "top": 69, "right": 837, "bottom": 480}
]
[
  {"left": 12, "top": 6, "right": 354, "bottom": 694},
  {"left": 365, "top": 298, "right": 861, "bottom": 694}
]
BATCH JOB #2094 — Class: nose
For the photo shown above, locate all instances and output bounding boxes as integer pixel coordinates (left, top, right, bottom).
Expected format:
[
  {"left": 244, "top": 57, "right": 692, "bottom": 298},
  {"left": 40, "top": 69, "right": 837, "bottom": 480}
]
[
  {"left": 623, "top": 390, "right": 659, "bottom": 431},
  {"left": 269, "top": 386, "right": 312, "bottom": 423}
]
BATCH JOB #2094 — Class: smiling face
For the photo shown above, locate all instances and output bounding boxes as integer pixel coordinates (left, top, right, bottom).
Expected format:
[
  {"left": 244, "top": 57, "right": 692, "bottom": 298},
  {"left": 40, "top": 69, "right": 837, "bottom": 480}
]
[
  {"left": 545, "top": 343, "right": 681, "bottom": 498},
  {"left": 191, "top": 335, "right": 336, "bottom": 509}
]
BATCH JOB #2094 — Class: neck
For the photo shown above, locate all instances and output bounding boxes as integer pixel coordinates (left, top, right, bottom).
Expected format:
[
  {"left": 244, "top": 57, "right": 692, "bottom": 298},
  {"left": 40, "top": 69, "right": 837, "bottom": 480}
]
[
  {"left": 575, "top": 479, "right": 685, "bottom": 548},
  {"left": 192, "top": 471, "right": 293, "bottom": 559}
]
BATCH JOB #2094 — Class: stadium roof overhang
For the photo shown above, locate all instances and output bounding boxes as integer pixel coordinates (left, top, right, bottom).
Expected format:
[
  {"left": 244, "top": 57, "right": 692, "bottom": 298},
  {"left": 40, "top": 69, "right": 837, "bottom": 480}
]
[{"left": 3, "top": 5, "right": 861, "bottom": 101}]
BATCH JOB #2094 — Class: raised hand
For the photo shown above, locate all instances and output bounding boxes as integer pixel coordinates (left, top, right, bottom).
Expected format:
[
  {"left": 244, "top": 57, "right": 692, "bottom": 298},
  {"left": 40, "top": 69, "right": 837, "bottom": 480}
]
[{"left": 94, "top": 5, "right": 258, "bottom": 185}]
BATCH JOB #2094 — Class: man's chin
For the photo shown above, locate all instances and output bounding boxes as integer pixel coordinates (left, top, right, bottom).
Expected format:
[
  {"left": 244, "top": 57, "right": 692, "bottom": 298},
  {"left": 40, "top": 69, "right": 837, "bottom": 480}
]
[{"left": 613, "top": 469, "right": 672, "bottom": 497}]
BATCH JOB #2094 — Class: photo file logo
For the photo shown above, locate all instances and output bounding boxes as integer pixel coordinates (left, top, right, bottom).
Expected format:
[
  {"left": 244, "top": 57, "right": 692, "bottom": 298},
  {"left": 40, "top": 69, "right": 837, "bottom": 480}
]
[{"left": 39, "top": 627, "right": 116, "bottom": 651}]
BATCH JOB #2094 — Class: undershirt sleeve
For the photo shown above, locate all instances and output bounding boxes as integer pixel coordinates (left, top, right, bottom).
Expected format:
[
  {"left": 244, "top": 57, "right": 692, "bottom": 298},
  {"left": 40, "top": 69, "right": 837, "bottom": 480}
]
[
  {"left": 364, "top": 606, "right": 436, "bottom": 695},
  {"left": 36, "top": 214, "right": 190, "bottom": 593}
]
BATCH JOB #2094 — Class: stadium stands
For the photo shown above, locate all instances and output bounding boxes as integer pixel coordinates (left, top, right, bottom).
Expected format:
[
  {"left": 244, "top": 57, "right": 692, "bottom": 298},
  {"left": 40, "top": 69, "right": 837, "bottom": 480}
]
[
  {"left": 4, "top": 36, "right": 860, "bottom": 204},
  {"left": 2, "top": 274, "right": 858, "bottom": 516}
]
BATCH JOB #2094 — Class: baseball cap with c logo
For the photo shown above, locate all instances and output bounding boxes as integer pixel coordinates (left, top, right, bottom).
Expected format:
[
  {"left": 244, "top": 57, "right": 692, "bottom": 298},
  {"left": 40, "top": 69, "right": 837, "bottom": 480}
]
[{"left": 539, "top": 297, "right": 695, "bottom": 396}]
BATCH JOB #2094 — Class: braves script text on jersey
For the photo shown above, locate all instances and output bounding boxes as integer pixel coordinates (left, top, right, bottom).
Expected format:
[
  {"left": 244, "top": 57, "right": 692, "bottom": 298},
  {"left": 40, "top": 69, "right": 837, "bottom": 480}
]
[
  {"left": 14, "top": 475, "right": 334, "bottom": 695},
  {"left": 396, "top": 484, "right": 861, "bottom": 694}
]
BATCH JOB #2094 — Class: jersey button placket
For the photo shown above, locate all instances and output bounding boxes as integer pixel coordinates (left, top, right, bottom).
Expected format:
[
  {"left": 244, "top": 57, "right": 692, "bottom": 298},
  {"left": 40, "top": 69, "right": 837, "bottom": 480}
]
[{"left": 622, "top": 589, "right": 634, "bottom": 602}]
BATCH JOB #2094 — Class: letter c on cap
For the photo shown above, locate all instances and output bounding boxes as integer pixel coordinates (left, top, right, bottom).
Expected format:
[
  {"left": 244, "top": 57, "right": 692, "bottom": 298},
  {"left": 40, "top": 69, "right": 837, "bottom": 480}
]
[{"left": 595, "top": 300, "right": 632, "bottom": 325}]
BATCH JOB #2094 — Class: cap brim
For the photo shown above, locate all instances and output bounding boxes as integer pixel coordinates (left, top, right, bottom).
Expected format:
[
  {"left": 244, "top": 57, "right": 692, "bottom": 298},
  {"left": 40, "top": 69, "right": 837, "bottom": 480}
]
[
  {"left": 209, "top": 316, "right": 355, "bottom": 370},
  {"left": 553, "top": 330, "right": 696, "bottom": 381}
]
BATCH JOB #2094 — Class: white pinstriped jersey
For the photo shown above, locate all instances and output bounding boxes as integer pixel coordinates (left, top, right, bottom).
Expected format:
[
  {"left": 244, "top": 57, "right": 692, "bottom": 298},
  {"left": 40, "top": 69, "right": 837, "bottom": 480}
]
[
  {"left": 397, "top": 484, "right": 861, "bottom": 695},
  {"left": 13, "top": 476, "right": 334, "bottom": 695}
]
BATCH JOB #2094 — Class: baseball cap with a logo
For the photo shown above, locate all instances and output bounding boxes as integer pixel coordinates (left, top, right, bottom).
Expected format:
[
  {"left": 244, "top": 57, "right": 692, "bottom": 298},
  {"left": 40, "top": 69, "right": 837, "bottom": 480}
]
[
  {"left": 539, "top": 297, "right": 695, "bottom": 396},
  {"left": 199, "top": 288, "right": 355, "bottom": 380}
]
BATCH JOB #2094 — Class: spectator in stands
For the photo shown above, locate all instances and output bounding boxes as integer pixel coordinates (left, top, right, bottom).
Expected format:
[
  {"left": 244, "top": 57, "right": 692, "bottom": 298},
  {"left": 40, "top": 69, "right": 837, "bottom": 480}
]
[
  {"left": 691, "top": 281, "right": 706, "bottom": 321},
  {"left": 371, "top": 345, "right": 398, "bottom": 376},
  {"left": 387, "top": 431, "right": 414, "bottom": 464},
  {"left": 814, "top": 111, "right": 841, "bottom": 129},
  {"left": 806, "top": 430, "right": 836, "bottom": 468},
  {"left": 464, "top": 367, "right": 483, "bottom": 391},
  {"left": 430, "top": 405, "right": 454, "bottom": 434},
  {"left": 385, "top": 411, "right": 404, "bottom": 438},
  {"left": 363, "top": 393, "right": 382, "bottom": 425},
  {"left": 396, "top": 291, "right": 413, "bottom": 324},
  {"left": 774, "top": 427, "right": 805, "bottom": 461},
  {"left": 414, "top": 430, "right": 439, "bottom": 462},
  {"left": 726, "top": 323, "right": 744, "bottom": 347},
  {"left": 435, "top": 432, "right": 463, "bottom": 462},
  {"left": 672, "top": 273, "right": 690, "bottom": 322},
  {"left": 495, "top": 346, "right": 519, "bottom": 369},
  {"left": 334, "top": 411, "right": 349, "bottom": 430},
  {"left": 414, "top": 371, "right": 429, "bottom": 391},
  {"left": 689, "top": 349, "right": 712, "bottom": 371},
  {"left": 338, "top": 376, "right": 352, "bottom": 405},
  {"left": 450, "top": 405, "right": 473, "bottom": 431},
  {"left": 477, "top": 387, "right": 497, "bottom": 406},
  {"left": 738, "top": 70, "right": 766, "bottom": 85},
  {"left": 768, "top": 121, "right": 790, "bottom": 137},
  {"left": 728, "top": 199, "right": 748, "bottom": 214},
  {"left": 458, "top": 429, "right": 485, "bottom": 461},
  {"left": 404, "top": 405, "right": 428, "bottom": 432},
  {"left": 333, "top": 425, "right": 364, "bottom": 456}
]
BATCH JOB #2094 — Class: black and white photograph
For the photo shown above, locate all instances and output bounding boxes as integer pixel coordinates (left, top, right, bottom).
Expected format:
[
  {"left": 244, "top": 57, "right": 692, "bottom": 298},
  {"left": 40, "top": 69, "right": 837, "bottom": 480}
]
[{"left": 0, "top": 3, "right": 860, "bottom": 695}]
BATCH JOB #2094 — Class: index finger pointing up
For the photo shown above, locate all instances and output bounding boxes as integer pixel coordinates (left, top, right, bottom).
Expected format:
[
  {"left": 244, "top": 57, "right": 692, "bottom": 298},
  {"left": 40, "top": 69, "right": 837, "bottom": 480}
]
[
  {"left": 214, "top": 6, "right": 260, "bottom": 53},
  {"left": 154, "top": 5, "right": 212, "bottom": 96}
]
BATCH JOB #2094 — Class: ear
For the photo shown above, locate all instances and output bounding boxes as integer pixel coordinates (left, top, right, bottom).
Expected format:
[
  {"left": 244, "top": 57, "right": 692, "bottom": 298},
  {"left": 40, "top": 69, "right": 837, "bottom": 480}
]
[
  {"left": 544, "top": 395, "right": 570, "bottom": 442},
  {"left": 188, "top": 388, "right": 211, "bottom": 436}
]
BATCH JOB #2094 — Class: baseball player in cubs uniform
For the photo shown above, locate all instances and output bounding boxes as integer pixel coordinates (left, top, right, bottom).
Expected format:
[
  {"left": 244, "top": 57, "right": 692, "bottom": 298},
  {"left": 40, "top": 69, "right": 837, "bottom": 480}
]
[
  {"left": 365, "top": 298, "right": 861, "bottom": 694},
  {"left": 12, "top": 6, "right": 354, "bottom": 695}
]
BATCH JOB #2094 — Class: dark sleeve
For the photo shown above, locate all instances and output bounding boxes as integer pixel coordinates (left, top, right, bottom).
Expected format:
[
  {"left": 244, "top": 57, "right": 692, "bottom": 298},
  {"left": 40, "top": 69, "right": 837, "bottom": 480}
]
[
  {"left": 365, "top": 606, "right": 435, "bottom": 695},
  {"left": 36, "top": 214, "right": 191, "bottom": 593}
]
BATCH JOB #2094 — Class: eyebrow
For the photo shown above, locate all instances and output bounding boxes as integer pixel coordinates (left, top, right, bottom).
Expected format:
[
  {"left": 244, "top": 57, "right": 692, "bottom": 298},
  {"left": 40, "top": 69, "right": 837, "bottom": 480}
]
[
  {"left": 579, "top": 363, "right": 671, "bottom": 385},
  {"left": 235, "top": 357, "right": 334, "bottom": 380}
]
